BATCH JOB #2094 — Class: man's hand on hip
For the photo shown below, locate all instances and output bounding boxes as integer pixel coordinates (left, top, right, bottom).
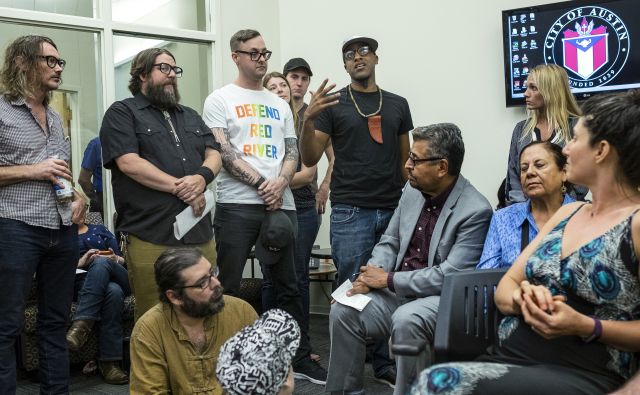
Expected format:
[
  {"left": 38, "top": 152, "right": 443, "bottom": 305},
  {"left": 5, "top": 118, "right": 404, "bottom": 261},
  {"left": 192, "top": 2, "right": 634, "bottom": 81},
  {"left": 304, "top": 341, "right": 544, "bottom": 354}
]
[
  {"left": 259, "top": 176, "right": 287, "bottom": 205},
  {"left": 315, "top": 184, "right": 329, "bottom": 214},
  {"left": 174, "top": 175, "right": 206, "bottom": 203},
  {"left": 189, "top": 193, "right": 207, "bottom": 217}
]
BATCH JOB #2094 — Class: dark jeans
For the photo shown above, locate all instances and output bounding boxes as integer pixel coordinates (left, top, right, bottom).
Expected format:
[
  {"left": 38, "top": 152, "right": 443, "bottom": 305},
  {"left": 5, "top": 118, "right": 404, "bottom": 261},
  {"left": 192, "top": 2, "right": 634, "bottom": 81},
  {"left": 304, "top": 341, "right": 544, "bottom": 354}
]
[
  {"left": 330, "top": 205, "right": 396, "bottom": 377},
  {"left": 261, "top": 205, "right": 319, "bottom": 331},
  {"left": 0, "top": 218, "right": 77, "bottom": 395},
  {"left": 214, "top": 204, "right": 312, "bottom": 367},
  {"left": 73, "top": 257, "right": 131, "bottom": 361}
]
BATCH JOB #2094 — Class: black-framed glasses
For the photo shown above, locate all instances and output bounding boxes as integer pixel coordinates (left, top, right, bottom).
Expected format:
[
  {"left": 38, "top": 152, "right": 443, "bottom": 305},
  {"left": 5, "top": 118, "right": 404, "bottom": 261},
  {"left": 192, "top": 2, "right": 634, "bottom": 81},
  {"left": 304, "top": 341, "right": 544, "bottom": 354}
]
[
  {"left": 344, "top": 46, "right": 371, "bottom": 62},
  {"left": 39, "top": 55, "right": 66, "bottom": 70},
  {"left": 235, "top": 50, "right": 272, "bottom": 61},
  {"left": 154, "top": 63, "right": 183, "bottom": 78},
  {"left": 178, "top": 266, "right": 219, "bottom": 290},
  {"left": 408, "top": 152, "right": 443, "bottom": 166}
]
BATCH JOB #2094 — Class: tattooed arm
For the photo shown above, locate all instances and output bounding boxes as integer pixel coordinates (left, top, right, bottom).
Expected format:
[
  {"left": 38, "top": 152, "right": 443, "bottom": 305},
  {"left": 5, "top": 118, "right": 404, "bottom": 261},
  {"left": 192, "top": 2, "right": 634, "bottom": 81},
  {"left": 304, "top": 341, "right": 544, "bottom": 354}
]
[
  {"left": 260, "top": 138, "right": 298, "bottom": 205},
  {"left": 211, "top": 127, "right": 263, "bottom": 188}
]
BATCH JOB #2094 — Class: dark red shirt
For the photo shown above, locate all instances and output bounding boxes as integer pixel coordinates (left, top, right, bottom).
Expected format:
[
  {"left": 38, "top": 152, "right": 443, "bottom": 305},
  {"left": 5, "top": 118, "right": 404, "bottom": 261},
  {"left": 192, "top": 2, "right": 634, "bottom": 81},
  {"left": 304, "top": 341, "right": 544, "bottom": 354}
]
[{"left": 387, "top": 177, "right": 458, "bottom": 292}]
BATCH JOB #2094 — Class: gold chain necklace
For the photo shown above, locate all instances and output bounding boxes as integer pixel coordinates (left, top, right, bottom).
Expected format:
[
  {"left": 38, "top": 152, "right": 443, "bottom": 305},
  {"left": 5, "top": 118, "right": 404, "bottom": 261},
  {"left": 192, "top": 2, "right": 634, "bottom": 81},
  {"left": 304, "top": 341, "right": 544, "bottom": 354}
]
[{"left": 348, "top": 84, "right": 382, "bottom": 118}]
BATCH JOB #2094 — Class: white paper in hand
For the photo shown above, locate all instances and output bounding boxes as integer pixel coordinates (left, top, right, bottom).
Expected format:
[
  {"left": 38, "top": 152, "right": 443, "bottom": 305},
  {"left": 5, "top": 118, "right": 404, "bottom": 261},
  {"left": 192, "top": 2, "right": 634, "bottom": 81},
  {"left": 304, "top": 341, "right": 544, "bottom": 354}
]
[
  {"left": 173, "top": 190, "right": 215, "bottom": 240},
  {"left": 331, "top": 280, "right": 372, "bottom": 311}
]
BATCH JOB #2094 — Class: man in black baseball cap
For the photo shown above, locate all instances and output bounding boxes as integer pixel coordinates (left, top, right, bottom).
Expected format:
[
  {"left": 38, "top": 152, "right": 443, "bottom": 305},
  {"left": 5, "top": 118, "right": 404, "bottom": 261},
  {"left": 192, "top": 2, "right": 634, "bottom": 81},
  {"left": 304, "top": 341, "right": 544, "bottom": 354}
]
[{"left": 299, "top": 34, "right": 415, "bottom": 390}]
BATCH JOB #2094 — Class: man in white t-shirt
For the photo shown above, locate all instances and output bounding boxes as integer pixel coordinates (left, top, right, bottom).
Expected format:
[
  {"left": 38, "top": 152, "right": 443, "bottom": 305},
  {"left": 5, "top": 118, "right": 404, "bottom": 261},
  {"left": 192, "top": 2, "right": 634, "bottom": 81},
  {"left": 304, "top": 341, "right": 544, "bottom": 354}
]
[{"left": 202, "top": 29, "right": 327, "bottom": 385}]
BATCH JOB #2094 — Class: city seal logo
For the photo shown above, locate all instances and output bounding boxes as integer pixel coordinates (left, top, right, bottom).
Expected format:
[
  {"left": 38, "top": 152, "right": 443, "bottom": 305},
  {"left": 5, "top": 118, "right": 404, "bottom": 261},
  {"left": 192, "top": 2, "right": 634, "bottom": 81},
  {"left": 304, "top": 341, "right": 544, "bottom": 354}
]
[{"left": 544, "top": 6, "right": 629, "bottom": 88}]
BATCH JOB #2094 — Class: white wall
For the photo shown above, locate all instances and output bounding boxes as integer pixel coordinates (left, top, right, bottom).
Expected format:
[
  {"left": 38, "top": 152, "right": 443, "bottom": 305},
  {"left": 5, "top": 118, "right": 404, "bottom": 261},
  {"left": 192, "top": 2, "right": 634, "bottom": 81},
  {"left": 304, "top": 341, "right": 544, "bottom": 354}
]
[
  {"left": 278, "top": 0, "right": 570, "bottom": 250},
  {"left": 219, "top": 0, "right": 281, "bottom": 86}
]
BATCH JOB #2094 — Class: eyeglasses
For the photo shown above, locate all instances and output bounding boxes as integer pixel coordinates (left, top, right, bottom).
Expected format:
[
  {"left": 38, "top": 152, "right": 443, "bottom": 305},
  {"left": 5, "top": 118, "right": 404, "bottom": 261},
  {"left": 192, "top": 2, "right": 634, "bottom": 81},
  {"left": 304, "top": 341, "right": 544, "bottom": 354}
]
[
  {"left": 408, "top": 152, "right": 443, "bottom": 166},
  {"left": 39, "top": 55, "right": 66, "bottom": 70},
  {"left": 154, "top": 63, "right": 183, "bottom": 78},
  {"left": 344, "top": 46, "right": 372, "bottom": 62},
  {"left": 235, "top": 50, "right": 272, "bottom": 61},
  {"left": 178, "top": 266, "right": 219, "bottom": 290}
]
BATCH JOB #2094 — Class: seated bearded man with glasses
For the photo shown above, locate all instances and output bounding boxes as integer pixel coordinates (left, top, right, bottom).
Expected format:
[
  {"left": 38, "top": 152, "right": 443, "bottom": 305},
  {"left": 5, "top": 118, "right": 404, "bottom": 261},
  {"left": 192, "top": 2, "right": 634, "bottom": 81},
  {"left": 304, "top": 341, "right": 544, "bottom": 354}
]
[
  {"left": 325, "top": 124, "right": 493, "bottom": 395},
  {"left": 100, "top": 48, "right": 222, "bottom": 322},
  {"left": 129, "top": 248, "right": 257, "bottom": 394}
]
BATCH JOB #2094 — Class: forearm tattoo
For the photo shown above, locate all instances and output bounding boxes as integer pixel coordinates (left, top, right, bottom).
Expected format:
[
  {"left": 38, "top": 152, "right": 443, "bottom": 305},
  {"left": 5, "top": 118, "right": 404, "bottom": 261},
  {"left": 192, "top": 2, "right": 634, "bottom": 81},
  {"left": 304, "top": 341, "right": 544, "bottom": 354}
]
[
  {"left": 281, "top": 138, "right": 299, "bottom": 183},
  {"left": 212, "top": 127, "right": 260, "bottom": 186}
]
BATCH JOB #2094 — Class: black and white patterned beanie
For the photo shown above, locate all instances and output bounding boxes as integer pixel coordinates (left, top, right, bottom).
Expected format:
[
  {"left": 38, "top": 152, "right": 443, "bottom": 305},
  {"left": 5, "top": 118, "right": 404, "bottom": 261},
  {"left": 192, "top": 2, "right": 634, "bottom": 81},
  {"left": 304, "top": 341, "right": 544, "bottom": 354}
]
[{"left": 216, "top": 309, "right": 300, "bottom": 395}]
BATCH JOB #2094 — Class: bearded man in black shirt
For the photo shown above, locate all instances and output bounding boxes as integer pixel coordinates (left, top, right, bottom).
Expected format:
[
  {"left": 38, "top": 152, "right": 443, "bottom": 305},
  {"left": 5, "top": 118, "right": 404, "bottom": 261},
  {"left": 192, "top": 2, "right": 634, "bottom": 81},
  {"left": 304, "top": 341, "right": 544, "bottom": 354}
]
[
  {"left": 100, "top": 48, "right": 222, "bottom": 322},
  {"left": 299, "top": 36, "right": 414, "bottom": 389}
]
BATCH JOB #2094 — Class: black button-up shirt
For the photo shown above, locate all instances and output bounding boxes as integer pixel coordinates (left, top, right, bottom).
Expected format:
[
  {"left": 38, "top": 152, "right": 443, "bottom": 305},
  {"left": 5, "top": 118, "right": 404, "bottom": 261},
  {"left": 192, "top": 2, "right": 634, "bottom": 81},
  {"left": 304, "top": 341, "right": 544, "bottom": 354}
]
[{"left": 100, "top": 92, "right": 220, "bottom": 246}]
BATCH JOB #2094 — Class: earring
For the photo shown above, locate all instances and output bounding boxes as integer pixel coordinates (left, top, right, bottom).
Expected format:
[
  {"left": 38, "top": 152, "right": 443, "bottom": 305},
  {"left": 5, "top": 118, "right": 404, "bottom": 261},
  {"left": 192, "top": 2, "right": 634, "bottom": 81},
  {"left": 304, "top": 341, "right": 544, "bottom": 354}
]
[{"left": 561, "top": 183, "right": 567, "bottom": 195}]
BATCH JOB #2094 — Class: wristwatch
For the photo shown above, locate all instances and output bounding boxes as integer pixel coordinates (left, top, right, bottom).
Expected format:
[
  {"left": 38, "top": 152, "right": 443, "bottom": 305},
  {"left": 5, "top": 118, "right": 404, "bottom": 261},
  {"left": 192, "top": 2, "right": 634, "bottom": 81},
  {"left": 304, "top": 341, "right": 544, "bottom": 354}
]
[{"left": 582, "top": 315, "right": 602, "bottom": 343}]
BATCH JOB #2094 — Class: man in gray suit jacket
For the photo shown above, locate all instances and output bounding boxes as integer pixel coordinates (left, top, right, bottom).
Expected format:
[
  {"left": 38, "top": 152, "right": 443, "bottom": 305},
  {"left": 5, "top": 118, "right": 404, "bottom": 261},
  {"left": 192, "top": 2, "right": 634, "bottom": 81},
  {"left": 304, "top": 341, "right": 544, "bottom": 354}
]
[{"left": 325, "top": 124, "right": 493, "bottom": 395}]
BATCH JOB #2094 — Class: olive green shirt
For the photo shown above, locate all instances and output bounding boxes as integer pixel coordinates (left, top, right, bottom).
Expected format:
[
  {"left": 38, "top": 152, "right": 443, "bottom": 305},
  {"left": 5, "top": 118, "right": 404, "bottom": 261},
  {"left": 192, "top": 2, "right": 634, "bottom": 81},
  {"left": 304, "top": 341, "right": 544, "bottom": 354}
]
[{"left": 130, "top": 297, "right": 258, "bottom": 394}]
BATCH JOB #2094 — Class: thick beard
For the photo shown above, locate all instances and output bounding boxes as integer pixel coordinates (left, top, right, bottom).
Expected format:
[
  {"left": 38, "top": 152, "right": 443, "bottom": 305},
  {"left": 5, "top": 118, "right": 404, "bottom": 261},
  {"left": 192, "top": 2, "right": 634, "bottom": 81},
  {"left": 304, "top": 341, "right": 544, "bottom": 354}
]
[
  {"left": 180, "top": 285, "right": 225, "bottom": 318},
  {"left": 146, "top": 79, "right": 180, "bottom": 110}
]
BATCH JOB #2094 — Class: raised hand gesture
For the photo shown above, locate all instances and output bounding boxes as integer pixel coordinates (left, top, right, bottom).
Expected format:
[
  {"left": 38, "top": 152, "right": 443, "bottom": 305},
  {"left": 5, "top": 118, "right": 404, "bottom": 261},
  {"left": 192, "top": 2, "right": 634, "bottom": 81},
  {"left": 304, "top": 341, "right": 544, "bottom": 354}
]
[{"left": 304, "top": 79, "right": 340, "bottom": 121}]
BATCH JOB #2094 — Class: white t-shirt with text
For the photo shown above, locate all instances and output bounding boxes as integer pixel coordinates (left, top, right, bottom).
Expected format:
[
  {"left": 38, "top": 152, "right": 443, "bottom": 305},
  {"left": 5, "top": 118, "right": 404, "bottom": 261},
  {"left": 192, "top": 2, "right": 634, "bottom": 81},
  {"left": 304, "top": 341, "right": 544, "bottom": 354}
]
[{"left": 202, "top": 84, "right": 296, "bottom": 210}]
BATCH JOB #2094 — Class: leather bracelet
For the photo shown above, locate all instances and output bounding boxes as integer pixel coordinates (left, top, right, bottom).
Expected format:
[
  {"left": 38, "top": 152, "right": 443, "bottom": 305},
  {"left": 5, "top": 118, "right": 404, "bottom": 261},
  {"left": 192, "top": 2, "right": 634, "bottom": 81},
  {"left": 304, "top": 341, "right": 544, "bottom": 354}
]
[
  {"left": 582, "top": 315, "right": 602, "bottom": 343},
  {"left": 255, "top": 176, "right": 266, "bottom": 190},
  {"left": 194, "top": 167, "right": 215, "bottom": 185}
]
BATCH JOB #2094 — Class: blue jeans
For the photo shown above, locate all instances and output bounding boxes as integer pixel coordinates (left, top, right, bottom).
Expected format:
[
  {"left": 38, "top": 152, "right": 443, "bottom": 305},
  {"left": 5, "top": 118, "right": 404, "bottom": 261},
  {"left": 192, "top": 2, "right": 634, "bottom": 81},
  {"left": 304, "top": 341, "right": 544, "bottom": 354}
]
[
  {"left": 0, "top": 218, "right": 77, "bottom": 395},
  {"left": 330, "top": 205, "right": 396, "bottom": 377},
  {"left": 261, "top": 206, "right": 318, "bottom": 331},
  {"left": 73, "top": 257, "right": 131, "bottom": 361},
  {"left": 214, "top": 204, "right": 313, "bottom": 367}
]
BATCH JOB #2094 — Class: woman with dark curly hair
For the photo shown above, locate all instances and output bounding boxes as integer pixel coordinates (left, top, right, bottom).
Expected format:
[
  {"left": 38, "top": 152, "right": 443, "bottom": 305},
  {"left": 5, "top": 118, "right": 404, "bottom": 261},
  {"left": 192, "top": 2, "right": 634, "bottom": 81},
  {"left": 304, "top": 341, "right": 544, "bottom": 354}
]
[{"left": 413, "top": 90, "right": 640, "bottom": 395}]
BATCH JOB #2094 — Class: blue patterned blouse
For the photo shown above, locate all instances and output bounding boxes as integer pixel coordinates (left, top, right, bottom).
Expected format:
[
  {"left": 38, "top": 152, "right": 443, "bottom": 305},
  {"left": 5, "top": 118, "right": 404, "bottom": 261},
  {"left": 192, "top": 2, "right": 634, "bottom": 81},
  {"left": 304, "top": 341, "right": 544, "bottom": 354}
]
[
  {"left": 78, "top": 224, "right": 120, "bottom": 258},
  {"left": 477, "top": 194, "right": 575, "bottom": 269}
]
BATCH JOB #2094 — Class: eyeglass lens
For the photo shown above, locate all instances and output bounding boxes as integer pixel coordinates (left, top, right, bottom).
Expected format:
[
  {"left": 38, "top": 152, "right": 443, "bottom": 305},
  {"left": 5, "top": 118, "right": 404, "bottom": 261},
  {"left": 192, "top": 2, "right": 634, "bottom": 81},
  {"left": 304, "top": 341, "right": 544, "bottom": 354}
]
[
  {"left": 199, "top": 266, "right": 219, "bottom": 289},
  {"left": 158, "top": 63, "right": 183, "bottom": 77},
  {"left": 251, "top": 51, "right": 272, "bottom": 61},
  {"left": 43, "top": 56, "right": 66, "bottom": 70},
  {"left": 344, "top": 46, "right": 370, "bottom": 61}
]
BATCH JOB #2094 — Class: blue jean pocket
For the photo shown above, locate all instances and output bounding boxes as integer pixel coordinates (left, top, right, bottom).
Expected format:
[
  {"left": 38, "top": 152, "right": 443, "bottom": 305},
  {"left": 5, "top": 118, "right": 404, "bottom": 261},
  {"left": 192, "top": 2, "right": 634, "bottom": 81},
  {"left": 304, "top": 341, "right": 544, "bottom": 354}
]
[{"left": 331, "top": 205, "right": 358, "bottom": 224}]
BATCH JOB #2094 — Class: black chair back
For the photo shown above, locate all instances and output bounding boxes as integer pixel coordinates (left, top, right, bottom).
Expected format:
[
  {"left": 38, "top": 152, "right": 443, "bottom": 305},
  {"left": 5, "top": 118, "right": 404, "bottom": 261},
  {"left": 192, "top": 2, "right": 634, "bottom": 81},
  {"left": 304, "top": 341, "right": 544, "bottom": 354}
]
[{"left": 433, "top": 268, "right": 508, "bottom": 363}]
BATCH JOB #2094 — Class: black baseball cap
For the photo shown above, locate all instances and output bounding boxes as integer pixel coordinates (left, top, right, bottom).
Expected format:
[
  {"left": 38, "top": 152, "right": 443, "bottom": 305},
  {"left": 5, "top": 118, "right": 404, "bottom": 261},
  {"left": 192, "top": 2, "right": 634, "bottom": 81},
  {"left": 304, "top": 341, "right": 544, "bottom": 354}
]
[
  {"left": 255, "top": 210, "right": 294, "bottom": 265},
  {"left": 283, "top": 58, "right": 313, "bottom": 77}
]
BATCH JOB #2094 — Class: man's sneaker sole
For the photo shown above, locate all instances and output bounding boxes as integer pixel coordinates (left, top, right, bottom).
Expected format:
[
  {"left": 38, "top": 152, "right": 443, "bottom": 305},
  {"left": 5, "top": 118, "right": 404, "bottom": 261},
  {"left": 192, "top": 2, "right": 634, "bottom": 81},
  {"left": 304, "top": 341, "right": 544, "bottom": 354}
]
[
  {"left": 294, "top": 372, "right": 326, "bottom": 385},
  {"left": 373, "top": 377, "right": 395, "bottom": 388}
]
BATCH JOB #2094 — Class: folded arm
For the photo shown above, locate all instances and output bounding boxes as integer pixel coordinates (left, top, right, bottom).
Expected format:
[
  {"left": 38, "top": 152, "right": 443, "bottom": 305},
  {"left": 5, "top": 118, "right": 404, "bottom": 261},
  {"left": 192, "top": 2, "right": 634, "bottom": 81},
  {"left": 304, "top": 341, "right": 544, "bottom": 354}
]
[
  {"left": 115, "top": 153, "right": 177, "bottom": 193},
  {"left": 211, "top": 127, "right": 262, "bottom": 187}
]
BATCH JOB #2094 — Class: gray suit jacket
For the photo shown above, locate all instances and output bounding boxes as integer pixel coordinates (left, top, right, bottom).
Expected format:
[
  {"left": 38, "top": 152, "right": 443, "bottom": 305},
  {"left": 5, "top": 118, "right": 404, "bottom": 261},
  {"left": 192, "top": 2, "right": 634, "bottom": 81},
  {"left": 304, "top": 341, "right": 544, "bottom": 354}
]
[{"left": 369, "top": 174, "right": 493, "bottom": 305}]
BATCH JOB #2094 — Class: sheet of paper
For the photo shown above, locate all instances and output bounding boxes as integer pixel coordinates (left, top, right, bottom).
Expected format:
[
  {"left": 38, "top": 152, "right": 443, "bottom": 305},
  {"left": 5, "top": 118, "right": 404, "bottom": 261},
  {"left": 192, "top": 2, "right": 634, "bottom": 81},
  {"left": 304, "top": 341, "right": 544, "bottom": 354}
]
[
  {"left": 173, "top": 189, "right": 215, "bottom": 240},
  {"left": 331, "top": 280, "right": 372, "bottom": 312},
  {"left": 76, "top": 269, "right": 87, "bottom": 274}
]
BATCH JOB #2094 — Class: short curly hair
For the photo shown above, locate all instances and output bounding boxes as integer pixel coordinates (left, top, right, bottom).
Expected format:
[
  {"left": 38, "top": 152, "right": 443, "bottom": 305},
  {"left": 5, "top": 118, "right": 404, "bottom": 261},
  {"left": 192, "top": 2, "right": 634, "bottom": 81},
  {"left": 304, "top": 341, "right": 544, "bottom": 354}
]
[{"left": 154, "top": 248, "right": 203, "bottom": 304}]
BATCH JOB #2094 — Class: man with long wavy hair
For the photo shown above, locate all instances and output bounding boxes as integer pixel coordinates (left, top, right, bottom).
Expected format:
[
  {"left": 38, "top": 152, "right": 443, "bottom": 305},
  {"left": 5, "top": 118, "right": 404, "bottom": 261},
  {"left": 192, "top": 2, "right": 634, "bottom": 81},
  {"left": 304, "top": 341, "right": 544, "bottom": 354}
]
[{"left": 0, "top": 35, "right": 84, "bottom": 394}]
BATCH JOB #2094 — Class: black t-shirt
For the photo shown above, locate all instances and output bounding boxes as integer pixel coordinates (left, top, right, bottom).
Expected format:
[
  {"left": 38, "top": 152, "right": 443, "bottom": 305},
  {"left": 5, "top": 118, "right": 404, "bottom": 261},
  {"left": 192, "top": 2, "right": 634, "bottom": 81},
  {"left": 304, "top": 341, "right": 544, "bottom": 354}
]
[
  {"left": 100, "top": 92, "right": 220, "bottom": 246},
  {"left": 314, "top": 86, "right": 413, "bottom": 209}
]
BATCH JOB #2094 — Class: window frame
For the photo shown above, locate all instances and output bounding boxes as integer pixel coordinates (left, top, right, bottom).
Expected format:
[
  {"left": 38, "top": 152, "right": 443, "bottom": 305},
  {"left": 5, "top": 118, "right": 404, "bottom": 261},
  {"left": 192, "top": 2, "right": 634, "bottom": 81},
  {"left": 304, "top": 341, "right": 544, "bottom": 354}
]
[{"left": 0, "top": 0, "right": 222, "bottom": 231}]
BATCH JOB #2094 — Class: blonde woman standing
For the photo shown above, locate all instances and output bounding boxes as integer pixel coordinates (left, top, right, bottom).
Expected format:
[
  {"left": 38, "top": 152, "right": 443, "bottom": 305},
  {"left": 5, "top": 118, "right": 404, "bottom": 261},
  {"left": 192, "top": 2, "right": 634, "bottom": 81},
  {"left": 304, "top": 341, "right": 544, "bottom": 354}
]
[{"left": 505, "top": 64, "right": 587, "bottom": 204}]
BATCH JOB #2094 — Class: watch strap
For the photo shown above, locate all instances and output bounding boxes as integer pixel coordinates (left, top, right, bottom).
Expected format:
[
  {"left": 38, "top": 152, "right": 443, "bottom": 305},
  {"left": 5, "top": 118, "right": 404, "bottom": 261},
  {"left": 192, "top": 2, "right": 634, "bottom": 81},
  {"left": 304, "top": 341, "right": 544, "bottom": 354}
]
[{"left": 582, "top": 315, "right": 602, "bottom": 343}]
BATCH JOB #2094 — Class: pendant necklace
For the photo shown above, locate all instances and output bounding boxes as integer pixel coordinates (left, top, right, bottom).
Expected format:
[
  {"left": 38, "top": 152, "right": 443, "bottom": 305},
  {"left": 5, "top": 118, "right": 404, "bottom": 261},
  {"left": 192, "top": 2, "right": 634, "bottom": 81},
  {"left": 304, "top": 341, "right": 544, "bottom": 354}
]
[{"left": 349, "top": 84, "right": 383, "bottom": 144}]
